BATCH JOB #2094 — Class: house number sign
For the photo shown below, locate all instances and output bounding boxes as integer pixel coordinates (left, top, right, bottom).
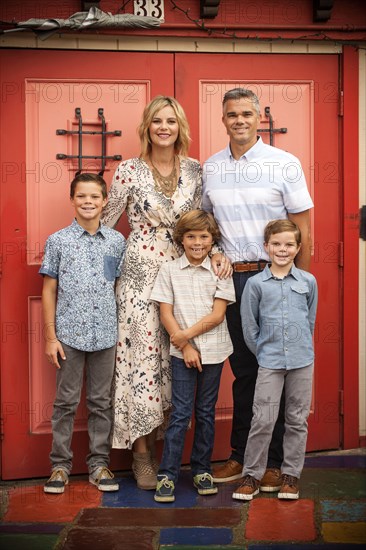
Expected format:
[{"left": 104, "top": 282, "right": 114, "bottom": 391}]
[{"left": 134, "top": 0, "right": 165, "bottom": 19}]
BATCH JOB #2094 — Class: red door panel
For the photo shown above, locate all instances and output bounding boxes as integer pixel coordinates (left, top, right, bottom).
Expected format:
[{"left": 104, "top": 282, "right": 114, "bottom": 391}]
[
  {"left": 0, "top": 50, "right": 341, "bottom": 480},
  {"left": 176, "top": 53, "right": 341, "bottom": 454},
  {"left": 0, "top": 50, "right": 174, "bottom": 479}
]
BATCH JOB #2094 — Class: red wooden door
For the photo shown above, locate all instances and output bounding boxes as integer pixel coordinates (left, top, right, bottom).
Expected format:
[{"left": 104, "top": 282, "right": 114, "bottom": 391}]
[
  {"left": 0, "top": 50, "right": 342, "bottom": 480},
  {"left": 175, "top": 53, "right": 341, "bottom": 455},
  {"left": 0, "top": 50, "right": 174, "bottom": 479}
]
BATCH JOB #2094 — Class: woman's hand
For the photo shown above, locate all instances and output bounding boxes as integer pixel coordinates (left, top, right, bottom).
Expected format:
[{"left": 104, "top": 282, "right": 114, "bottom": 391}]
[{"left": 211, "top": 253, "right": 233, "bottom": 279}]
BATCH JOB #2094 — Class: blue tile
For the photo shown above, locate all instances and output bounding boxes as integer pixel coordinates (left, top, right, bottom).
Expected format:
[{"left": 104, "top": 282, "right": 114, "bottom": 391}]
[
  {"left": 160, "top": 527, "right": 232, "bottom": 545},
  {"left": 198, "top": 482, "right": 244, "bottom": 508},
  {"left": 102, "top": 471, "right": 197, "bottom": 508},
  {"left": 304, "top": 455, "right": 366, "bottom": 468},
  {"left": 321, "top": 500, "right": 366, "bottom": 522},
  {"left": 248, "top": 546, "right": 360, "bottom": 549}
]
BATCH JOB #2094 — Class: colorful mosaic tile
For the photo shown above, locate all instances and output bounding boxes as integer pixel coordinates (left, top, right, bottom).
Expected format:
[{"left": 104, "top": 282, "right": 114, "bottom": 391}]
[
  {"left": 3, "top": 482, "right": 101, "bottom": 523},
  {"left": 245, "top": 498, "right": 316, "bottom": 542}
]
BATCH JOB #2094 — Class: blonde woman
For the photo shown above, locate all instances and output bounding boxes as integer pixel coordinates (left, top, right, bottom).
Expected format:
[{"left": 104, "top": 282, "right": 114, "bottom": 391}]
[{"left": 102, "top": 96, "right": 230, "bottom": 490}]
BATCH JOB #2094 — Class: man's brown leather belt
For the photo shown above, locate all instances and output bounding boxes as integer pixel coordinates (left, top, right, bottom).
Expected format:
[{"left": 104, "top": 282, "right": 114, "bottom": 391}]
[{"left": 232, "top": 261, "right": 267, "bottom": 273}]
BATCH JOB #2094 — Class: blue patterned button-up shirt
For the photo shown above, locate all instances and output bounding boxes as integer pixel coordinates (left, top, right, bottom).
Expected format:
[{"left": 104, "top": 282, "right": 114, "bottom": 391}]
[
  {"left": 241, "top": 265, "right": 318, "bottom": 369},
  {"left": 39, "top": 219, "right": 126, "bottom": 352}
]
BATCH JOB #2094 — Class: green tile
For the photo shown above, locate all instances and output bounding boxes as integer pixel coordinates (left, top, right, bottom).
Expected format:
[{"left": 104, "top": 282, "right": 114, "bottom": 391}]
[
  {"left": 0, "top": 534, "right": 58, "bottom": 549},
  {"left": 300, "top": 468, "right": 366, "bottom": 499}
]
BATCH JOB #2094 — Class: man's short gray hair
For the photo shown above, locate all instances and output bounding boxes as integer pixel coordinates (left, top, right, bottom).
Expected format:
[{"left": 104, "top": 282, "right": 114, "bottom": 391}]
[{"left": 222, "top": 88, "right": 260, "bottom": 116}]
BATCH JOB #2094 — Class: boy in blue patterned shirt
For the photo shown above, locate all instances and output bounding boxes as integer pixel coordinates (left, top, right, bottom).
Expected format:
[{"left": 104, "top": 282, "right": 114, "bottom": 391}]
[{"left": 40, "top": 173, "right": 126, "bottom": 494}]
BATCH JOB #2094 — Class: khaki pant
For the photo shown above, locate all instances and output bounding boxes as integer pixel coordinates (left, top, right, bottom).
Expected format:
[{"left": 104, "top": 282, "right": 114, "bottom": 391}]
[{"left": 243, "top": 363, "right": 314, "bottom": 480}]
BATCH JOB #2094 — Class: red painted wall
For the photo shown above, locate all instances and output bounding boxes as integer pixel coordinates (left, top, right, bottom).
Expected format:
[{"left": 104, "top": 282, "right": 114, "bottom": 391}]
[{"left": 1, "top": 0, "right": 365, "bottom": 41}]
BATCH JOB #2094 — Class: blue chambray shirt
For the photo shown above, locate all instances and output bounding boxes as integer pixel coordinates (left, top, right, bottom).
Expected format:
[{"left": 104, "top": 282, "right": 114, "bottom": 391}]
[
  {"left": 241, "top": 265, "right": 318, "bottom": 369},
  {"left": 39, "top": 219, "right": 126, "bottom": 352}
]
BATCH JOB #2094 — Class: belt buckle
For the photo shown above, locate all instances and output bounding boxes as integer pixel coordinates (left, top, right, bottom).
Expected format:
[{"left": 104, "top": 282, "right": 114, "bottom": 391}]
[{"left": 233, "top": 261, "right": 266, "bottom": 273}]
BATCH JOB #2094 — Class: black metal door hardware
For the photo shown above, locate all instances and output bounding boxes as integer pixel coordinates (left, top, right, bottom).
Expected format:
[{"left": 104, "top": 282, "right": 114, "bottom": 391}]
[
  {"left": 56, "top": 107, "right": 122, "bottom": 175},
  {"left": 257, "top": 106, "right": 287, "bottom": 146}
]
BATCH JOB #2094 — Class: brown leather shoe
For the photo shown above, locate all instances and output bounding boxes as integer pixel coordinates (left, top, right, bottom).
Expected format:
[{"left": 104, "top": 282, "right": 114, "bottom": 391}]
[
  {"left": 278, "top": 474, "right": 299, "bottom": 499},
  {"left": 232, "top": 474, "right": 260, "bottom": 501},
  {"left": 212, "top": 459, "right": 243, "bottom": 483},
  {"left": 260, "top": 467, "right": 282, "bottom": 492}
]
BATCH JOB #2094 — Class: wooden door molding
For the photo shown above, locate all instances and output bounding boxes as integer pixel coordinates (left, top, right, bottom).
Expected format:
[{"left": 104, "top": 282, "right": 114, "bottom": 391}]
[
  {"left": 176, "top": 52, "right": 342, "bottom": 452},
  {"left": 0, "top": 50, "right": 174, "bottom": 479}
]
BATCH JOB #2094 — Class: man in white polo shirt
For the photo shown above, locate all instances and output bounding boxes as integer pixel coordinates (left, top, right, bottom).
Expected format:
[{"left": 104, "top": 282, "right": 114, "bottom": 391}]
[{"left": 202, "top": 88, "right": 313, "bottom": 492}]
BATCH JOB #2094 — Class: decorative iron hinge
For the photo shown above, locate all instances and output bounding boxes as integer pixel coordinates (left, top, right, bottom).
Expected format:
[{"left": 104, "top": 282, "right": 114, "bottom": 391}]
[
  {"left": 56, "top": 107, "right": 122, "bottom": 176},
  {"left": 257, "top": 106, "right": 287, "bottom": 146}
]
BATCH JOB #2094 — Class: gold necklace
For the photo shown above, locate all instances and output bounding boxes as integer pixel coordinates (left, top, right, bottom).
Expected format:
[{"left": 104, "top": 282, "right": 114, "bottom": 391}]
[{"left": 150, "top": 156, "right": 178, "bottom": 198}]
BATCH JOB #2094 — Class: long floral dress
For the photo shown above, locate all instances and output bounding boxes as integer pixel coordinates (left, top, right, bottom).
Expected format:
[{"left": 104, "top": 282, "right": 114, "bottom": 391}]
[{"left": 102, "top": 157, "right": 202, "bottom": 449}]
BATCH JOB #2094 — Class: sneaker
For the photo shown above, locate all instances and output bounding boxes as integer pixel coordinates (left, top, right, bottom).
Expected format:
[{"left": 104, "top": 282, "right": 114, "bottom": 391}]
[
  {"left": 154, "top": 475, "right": 175, "bottom": 502},
  {"left": 44, "top": 468, "right": 69, "bottom": 494},
  {"left": 89, "top": 467, "right": 119, "bottom": 492},
  {"left": 278, "top": 474, "right": 299, "bottom": 500},
  {"left": 212, "top": 459, "right": 243, "bottom": 483},
  {"left": 232, "top": 474, "right": 260, "bottom": 501},
  {"left": 260, "top": 467, "right": 282, "bottom": 492},
  {"left": 193, "top": 473, "right": 218, "bottom": 495}
]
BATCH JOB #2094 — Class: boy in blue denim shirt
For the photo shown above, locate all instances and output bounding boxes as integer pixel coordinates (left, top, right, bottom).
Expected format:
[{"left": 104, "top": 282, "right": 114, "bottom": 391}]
[
  {"left": 233, "top": 219, "right": 317, "bottom": 501},
  {"left": 40, "top": 173, "right": 126, "bottom": 494}
]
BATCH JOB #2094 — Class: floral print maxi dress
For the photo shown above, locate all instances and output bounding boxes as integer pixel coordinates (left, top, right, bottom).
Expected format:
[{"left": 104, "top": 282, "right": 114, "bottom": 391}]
[{"left": 102, "top": 157, "right": 202, "bottom": 449}]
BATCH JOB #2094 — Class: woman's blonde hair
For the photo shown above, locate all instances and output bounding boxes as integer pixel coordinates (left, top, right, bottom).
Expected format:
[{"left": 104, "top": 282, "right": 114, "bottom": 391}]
[{"left": 138, "top": 95, "right": 191, "bottom": 158}]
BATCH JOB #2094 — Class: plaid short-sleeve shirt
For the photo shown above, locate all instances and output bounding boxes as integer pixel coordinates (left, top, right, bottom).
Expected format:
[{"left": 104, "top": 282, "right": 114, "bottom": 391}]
[{"left": 150, "top": 254, "right": 235, "bottom": 364}]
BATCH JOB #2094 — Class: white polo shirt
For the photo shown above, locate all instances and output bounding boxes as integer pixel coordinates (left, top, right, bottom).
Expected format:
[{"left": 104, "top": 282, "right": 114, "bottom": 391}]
[
  {"left": 150, "top": 254, "right": 235, "bottom": 364},
  {"left": 202, "top": 137, "right": 314, "bottom": 263}
]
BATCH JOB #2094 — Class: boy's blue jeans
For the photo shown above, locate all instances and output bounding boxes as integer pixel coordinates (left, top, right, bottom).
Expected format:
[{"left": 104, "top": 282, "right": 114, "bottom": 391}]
[
  {"left": 49, "top": 342, "right": 116, "bottom": 475},
  {"left": 158, "top": 356, "right": 224, "bottom": 484}
]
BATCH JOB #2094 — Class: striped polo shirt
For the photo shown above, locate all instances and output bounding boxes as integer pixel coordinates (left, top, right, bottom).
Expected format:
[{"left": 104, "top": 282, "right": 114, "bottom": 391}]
[
  {"left": 202, "top": 137, "right": 314, "bottom": 263},
  {"left": 150, "top": 254, "right": 235, "bottom": 364}
]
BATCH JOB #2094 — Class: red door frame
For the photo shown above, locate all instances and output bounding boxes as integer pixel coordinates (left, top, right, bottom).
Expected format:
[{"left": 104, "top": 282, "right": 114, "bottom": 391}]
[
  {"left": 342, "top": 46, "right": 360, "bottom": 448},
  {"left": 176, "top": 46, "right": 360, "bottom": 449},
  {"left": 0, "top": 46, "right": 361, "bottom": 480}
]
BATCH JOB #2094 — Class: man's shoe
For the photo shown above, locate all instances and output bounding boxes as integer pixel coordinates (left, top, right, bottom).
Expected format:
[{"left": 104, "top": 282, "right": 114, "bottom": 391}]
[
  {"left": 212, "top": 459, "right": 243, "bottom": 483},
  {"left": 154, "top": 475, "right": 175, "bottom": 502},
  {"left": 89, "top": 467, "right": 119, "bottom": 492},
  {"left": 44, "top": 468, "right": 69, "bottom": 494},
  {"left": 193, "top": 473, "right": 218, "bottom": 495},
  {"left": 260, "top": 467, "right": 282, "bottom": 492},
  {"left": 278, "top": 474, "right": 299, "bottom": 500},
  {"left": 232, "top": 474, "right": 260, "bottom": 501}
]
